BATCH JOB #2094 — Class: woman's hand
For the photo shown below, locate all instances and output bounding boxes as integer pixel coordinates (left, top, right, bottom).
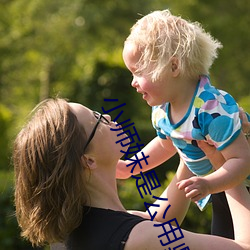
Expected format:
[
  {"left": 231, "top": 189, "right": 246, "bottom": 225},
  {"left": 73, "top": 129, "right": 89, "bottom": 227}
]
[{"left": 239, "top": 107, "right": 250, "bottom": 141}]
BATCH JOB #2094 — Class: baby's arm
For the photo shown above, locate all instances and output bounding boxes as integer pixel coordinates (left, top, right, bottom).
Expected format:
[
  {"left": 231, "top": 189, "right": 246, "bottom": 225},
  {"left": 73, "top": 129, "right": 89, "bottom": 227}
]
[
  {"left": 116, "top": 136, "right": 177, "bottom": 179},
  {"left": 178, "top": 132, "right": 250, "bottom": 201}
]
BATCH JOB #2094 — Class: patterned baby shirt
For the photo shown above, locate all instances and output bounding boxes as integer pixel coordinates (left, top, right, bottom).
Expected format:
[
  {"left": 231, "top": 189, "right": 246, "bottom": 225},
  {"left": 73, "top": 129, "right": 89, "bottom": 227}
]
[{"left": 152, "top": 75, "right": 241, "bottom": 176}]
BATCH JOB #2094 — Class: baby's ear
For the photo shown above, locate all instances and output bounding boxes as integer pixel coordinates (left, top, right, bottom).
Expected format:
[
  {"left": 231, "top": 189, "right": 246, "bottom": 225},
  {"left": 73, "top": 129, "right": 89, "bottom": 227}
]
[
  {"left": 81, "top": 155, "right": 97, "bottom": 169},
  {"left": 171, "top": 57, "right": 180, "bottom": 76}
]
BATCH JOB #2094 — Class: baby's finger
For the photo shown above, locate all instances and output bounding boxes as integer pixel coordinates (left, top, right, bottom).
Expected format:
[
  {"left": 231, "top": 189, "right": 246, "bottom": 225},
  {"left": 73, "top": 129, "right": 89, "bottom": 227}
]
[
  {"left": 176, "top": 179, "right": 193, "bottom": 190},
  {"left": 185, "top": 189, "right": 200, "bottom": 200}
]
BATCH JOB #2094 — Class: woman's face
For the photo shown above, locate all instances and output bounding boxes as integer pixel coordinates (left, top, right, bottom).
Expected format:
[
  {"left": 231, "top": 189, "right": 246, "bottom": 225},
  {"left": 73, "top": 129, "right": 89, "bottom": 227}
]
[{"left": 68, "top": 103, "right": 129, "bottom": 160}]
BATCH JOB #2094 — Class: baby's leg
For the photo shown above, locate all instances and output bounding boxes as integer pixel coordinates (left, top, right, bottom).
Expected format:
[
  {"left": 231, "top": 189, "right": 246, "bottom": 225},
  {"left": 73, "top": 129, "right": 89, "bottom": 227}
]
[{"left": 162, "top": 159, "right": 193, "bottom": 224}]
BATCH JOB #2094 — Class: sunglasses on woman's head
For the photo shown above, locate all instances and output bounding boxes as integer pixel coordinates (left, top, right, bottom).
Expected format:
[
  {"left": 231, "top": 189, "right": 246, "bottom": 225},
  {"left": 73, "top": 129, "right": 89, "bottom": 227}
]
[{"left": 83, "top": 111, "right": 110, "bottom": 151}]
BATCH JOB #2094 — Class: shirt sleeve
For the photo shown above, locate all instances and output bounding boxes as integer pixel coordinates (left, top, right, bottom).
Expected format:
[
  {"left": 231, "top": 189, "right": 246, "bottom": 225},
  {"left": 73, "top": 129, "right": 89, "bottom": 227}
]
[
  {"left": 197, "top": 90, "right": 241, "bottom": 150},
  {"left": 151, "top": 105, "right": 169, "bottom": 140}
]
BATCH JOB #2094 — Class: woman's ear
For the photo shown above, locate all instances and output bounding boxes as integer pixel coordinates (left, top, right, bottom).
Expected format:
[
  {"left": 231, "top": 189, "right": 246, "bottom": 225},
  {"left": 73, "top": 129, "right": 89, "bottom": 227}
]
[
  {"left": 82, "top": 155, "right": 97, "bottom": 169},
  {"left": 171, "top": 57, "right": 180, "bottom": 77}
]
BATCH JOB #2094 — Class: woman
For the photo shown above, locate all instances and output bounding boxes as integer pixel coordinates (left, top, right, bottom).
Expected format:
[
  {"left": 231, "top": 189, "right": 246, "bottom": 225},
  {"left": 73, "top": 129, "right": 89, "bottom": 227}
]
[{"left": 13, "top": 98, "right": 250, "bottom": 249}]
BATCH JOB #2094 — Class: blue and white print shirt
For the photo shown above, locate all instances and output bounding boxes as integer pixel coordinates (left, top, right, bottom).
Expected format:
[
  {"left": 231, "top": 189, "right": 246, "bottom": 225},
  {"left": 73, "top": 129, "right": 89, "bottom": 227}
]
[{"left": 152, "top": 75, "right": 242, "bottom": 176}]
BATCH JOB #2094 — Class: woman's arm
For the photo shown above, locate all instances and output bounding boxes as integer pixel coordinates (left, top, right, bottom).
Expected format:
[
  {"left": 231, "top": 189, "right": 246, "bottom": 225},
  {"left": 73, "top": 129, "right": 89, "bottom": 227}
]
[{"left": 125, "top": 183, "right": 250, "bottom": 250}]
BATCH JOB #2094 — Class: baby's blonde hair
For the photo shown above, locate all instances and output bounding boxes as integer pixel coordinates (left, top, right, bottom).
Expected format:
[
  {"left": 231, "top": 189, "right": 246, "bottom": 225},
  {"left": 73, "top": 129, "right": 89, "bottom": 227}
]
[{"left": 125, "top": 9, "right": 222, "bottom": 81}]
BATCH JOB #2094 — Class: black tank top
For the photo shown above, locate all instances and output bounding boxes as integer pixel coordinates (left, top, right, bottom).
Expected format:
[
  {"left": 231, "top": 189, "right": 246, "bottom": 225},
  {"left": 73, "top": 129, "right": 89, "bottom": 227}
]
[{"left": 66, "top": 207, "right": 147, "bottom": 250}]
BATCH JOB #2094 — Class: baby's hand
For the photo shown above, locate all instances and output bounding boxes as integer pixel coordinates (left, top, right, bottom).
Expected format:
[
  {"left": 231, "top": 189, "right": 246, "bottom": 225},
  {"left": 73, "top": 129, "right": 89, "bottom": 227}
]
[{"left": 177, "top": 176, "right": 211, "bottom": 202}]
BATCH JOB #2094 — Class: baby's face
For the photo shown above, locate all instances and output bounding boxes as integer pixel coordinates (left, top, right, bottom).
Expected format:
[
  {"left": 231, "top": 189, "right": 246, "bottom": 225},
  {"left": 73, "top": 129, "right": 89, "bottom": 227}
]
[{"left": 123, "top": 43, "right": 173, "bottom": 106}]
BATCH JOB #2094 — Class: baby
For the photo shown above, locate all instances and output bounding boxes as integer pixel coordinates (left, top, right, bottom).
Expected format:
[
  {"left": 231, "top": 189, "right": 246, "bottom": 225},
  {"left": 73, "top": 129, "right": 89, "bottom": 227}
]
[{"left": 117, "top": 9, "right": 250, "bottom": 236}]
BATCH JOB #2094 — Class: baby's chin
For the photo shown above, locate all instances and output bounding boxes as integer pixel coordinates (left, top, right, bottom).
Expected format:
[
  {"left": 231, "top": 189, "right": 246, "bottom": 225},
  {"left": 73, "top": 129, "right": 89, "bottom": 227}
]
[{"left": 145, "top": 98, "right": 165, "bottom": 107}]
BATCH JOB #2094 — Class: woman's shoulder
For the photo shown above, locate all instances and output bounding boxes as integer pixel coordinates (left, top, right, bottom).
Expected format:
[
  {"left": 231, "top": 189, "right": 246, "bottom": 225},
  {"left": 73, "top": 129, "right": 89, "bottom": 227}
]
[
  {"left": 67, "top": 207, "right": 148, "bottom": 250},
  {"left": 124, "top": 220, "right": 171, "bottom": 250}
]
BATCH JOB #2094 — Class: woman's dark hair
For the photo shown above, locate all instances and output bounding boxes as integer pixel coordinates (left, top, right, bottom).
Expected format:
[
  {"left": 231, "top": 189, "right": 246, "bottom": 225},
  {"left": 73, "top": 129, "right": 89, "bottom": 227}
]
[{"left": 13, "top": 98, "right": 88, "bottom": 246}]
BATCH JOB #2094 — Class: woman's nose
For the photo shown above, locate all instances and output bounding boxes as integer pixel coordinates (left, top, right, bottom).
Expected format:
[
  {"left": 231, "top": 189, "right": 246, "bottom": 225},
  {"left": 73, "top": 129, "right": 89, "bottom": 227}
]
[{"left": 103, "top": 114, "right": 111, "bottom": 123}]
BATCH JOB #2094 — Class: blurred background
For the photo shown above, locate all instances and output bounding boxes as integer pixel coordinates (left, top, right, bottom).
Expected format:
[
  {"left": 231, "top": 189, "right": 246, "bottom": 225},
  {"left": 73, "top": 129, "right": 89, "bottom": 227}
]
[{"left": 0, "top": 0, "right": 249, "bottom": 249}]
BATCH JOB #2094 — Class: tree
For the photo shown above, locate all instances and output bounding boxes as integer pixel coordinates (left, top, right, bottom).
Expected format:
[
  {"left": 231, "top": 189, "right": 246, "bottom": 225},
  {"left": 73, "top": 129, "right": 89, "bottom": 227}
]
[{"left": 0, "top": 1, "right": 249, "bottom": 248}]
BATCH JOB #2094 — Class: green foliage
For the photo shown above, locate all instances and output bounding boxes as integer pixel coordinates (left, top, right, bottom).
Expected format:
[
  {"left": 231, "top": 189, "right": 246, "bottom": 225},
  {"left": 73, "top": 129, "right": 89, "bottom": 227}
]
[
  {"left": 1, "top": 0, "right": 249, "bottom": 137},
  {"left": 0, "top": 0, "right": 249, "bottom": 248},
  {"left": 239, "top": 95, "right": 250, "bottom": 113},
  {"left": 183, "top": 0, "right": 250, "bottom": 100},
  {"left": 0, "top": 104, "right": 13, "bottom": 170},
  {"left": 0, "top": 171, "right": 44, "bottom": 250}
]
